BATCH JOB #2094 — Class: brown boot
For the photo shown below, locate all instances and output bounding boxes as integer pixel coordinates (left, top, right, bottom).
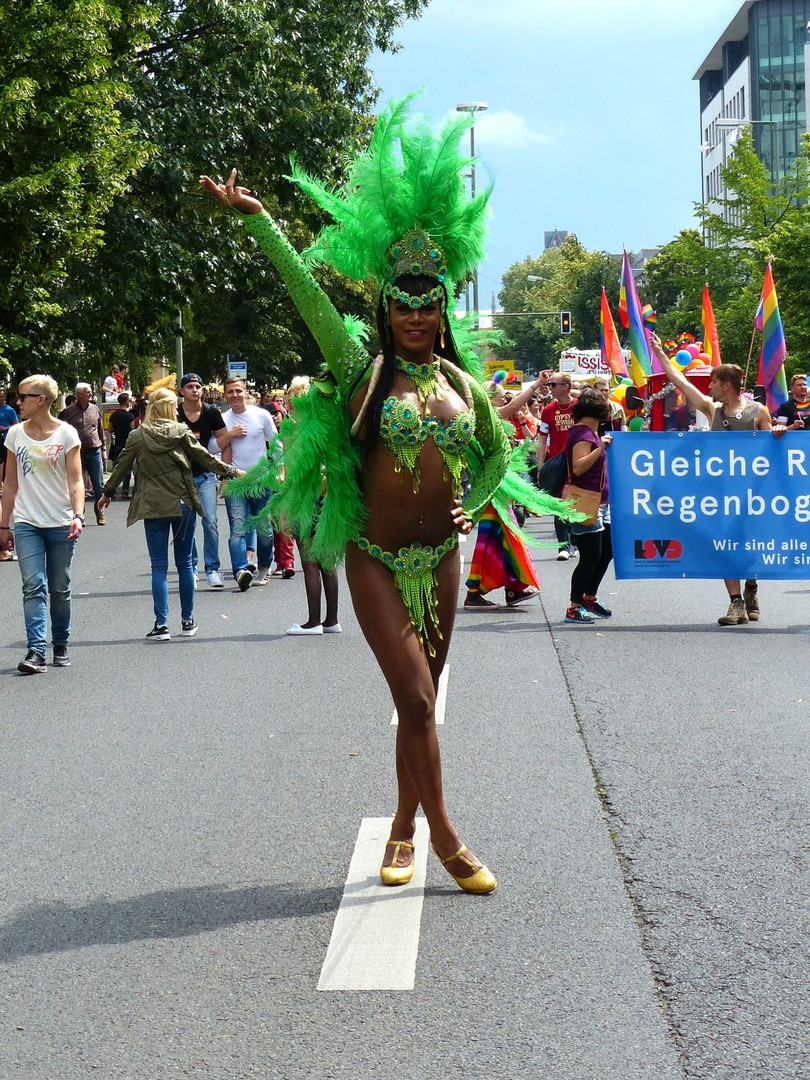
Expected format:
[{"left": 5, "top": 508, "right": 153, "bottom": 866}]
[
  {"left": 718, "top": 596, "right": 748, "bottom": 626},
  {"left": 743, "top": 586, "right": 760, "bottom": 622},
  {"left": 95, "top": 508, "right": 106, "bottom": 526}
]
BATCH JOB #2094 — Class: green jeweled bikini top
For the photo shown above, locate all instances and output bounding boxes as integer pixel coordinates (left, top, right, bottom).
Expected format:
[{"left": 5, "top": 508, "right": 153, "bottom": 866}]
[
  {"left": 380, "top": 396, "right": 475, "bottom": 495},
  {"left": 380, "top": 397, "right": 475, "bottom": 456},
  {"left": 381, "top": 355, "right": 476, "bottom": 493}
]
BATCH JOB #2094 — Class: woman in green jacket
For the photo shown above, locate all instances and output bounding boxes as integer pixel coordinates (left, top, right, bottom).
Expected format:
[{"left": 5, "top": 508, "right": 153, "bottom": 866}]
[{"left": 99, "top": 388, "right": 241, "bottom": 640}]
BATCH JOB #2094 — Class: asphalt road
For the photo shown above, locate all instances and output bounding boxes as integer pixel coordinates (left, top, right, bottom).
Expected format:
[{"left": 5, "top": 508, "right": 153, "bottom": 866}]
[{"left": 1, "top": 503, "right": 807, "bottom": 1079}]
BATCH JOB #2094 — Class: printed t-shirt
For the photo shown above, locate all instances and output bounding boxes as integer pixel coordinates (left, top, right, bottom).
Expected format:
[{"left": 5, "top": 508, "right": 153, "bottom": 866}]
[
  {"left": 773, "top": 398, "right": 810, "bottom": 430},
  {"left": 539, "top": 400, "right": 575, "bottom": 458},
  {"left": 178, "top": 403, "right": 226, "bottom": 475},
  {"left": 5, "top": 421, "right": 80, "bottom": 526}
]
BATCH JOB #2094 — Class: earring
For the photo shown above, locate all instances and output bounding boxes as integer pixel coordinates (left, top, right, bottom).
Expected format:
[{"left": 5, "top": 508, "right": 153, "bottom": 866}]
[{"left": 440, "top": 321, "right": 446, "bottom": 349}]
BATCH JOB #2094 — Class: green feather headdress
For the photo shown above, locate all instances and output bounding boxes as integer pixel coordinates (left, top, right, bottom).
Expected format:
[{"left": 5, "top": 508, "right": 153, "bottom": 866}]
[{"left": 288, "top": 93, "right": 492, "bottom": 310}]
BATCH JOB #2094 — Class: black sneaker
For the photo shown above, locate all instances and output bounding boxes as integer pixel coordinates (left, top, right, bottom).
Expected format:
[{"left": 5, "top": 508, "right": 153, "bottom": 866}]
[
  {"left": 53, "top": 645, "right": 70, "bottom": 667},
  {"left": 146, "top": 623, "right": 171, "bottom": 640},
  {"left": 582, "top": 598, "right": 613, "bottom": 619},
  {"left": 181, "top": 619, "right": 198, "bottom": 637},
  {"left": 18, "top": 650, "right": 46, "bottom": 674},
  {"left": 236, "top": 568, "right": 253, "bottom": 591},
  {"left": 564, "top": 606, "right": 595, "bottom": 624}
]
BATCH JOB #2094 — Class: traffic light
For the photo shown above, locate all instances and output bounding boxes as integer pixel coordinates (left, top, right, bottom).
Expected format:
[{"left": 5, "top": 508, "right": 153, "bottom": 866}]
[{"left": 560, "top": 311, "right": 571, "bottom": 335}]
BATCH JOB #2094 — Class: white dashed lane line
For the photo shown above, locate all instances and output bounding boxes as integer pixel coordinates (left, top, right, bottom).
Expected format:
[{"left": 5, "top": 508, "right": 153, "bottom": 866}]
[{"left": 317, "top": 816, "right": 430, "bottom": 991}]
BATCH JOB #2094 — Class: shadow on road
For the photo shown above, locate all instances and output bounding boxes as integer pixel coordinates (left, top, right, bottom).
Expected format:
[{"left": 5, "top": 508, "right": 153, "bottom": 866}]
[{"left": 0, "top": 881, "right": 343, "bottom": 962}]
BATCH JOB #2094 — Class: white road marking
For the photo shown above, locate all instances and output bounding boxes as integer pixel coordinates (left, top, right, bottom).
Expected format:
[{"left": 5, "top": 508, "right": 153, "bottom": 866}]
[
  {"left": 317, "top": 816, "right": 430, "bottom": 991},
  {"left": 391, "top": 664, "right": 449, "bottom": 726}
]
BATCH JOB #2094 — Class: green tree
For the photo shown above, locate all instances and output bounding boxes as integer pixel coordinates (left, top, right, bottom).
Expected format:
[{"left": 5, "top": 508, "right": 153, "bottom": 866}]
[
  {"left": 496, "top": 238, "right": 621, "bottom": 370},
  {"left": 0, "top": 0, "right": 155, "bottom": 371},
  {"left": 3, "top": 0, "right": 428, "bottom": 389}
]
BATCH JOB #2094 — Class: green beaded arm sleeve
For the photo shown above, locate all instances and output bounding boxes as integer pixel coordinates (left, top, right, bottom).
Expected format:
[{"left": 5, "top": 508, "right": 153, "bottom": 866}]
[{"left": 236, "top": 210, "right": 369, "bottom": 391}]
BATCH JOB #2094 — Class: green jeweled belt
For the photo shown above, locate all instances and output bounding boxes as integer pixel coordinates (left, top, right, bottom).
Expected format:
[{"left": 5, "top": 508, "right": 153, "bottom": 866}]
[{"left": 356, "top": 532, "right": 459, "bottom": 657}]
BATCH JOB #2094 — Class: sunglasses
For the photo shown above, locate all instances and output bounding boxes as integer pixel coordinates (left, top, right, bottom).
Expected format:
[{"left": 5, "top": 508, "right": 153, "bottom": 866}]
[{"left": 18, "top": 392, "right": 43, "bottom": 400}]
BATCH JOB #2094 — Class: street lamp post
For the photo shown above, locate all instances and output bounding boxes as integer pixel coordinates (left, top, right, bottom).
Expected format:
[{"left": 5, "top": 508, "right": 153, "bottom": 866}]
[{"left": 456, "top": 101, "right": 488, "bottom": 321}]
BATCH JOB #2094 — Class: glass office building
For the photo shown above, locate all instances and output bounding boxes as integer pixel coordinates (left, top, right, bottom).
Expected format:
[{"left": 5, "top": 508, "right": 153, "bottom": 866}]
[{"left": 695, "top": 1, "right": 810, "bottom": 212}]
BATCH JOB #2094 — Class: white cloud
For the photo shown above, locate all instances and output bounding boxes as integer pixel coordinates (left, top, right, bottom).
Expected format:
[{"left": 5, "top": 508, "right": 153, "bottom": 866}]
[{"left": 473, "top": 110, "right": 552, "bottom": 150}]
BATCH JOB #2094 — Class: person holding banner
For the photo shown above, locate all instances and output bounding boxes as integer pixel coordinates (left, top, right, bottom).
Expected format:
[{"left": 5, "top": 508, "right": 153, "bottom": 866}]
[
  {"left": 772, "top": 373, "right": 810, "bottom": 431},
  {"left": 563, "top": 387, "right": 614, "bottom": 624},
  {"left": 650, "top": 334, "right": 781, "bottom": 626}
]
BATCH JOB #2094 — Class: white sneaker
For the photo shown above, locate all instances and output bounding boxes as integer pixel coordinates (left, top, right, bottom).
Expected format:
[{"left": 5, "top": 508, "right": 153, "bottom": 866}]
[
  {"left": 556, "top": 548, "right": 570, "bottom": 561},
  {"left": 252, "top": 567, "right": 272, "bottom": 586},
  {"left": 206, "top": 570, "right": 224, "bottom": 588}
]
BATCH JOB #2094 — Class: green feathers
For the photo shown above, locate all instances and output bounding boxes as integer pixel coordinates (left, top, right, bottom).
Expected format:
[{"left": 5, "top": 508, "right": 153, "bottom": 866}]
[{"left": 287, "top": 93, "right": 491, "bottom": 295}]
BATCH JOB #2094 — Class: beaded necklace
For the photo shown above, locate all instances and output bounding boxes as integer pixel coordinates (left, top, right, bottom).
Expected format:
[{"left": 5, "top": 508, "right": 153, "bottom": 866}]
[{"left": 394, "top": 355, "right": 444, "bottom": 406}]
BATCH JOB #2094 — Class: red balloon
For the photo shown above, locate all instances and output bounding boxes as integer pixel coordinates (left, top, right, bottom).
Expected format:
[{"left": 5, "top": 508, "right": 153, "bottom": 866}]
[{"left": 696, "top": 353, "right": 711, "bottom": 364}]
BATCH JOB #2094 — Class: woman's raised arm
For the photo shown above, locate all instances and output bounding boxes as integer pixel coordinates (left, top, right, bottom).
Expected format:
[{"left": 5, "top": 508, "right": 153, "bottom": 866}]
[{"left": 200, "top": 170, "right": 368, "bottom": 390}]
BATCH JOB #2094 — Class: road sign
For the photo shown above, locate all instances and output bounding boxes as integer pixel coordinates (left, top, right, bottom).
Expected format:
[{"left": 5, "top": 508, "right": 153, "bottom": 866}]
[{"left": 227, "top": 359, "right": 247, "bottom": 381}]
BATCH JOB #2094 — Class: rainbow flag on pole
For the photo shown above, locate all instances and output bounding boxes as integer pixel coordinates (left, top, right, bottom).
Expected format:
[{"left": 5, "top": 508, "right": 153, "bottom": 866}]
[
  {"left": 701, "top": 283, "right": 721, "bottom": 368},
  {"left": 620, "top": 250, "right": 652, "bottom": 387},
  {"left": 600, "top": 287, "right": 627, "bottom": 377},
  {"left": 755, "top": 262, "right": 788, "bottom": 411}
]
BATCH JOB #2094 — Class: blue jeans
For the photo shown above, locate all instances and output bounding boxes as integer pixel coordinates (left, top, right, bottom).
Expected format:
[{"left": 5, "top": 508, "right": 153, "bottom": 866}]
[
  {"left": 189, "top": 471, "right": 221, "bottom": 574},
  {"left": 14, "top": 523, "right": 76, "bottom": 654},
  {"left": 81, "top": 447, "right": 105, "bottom": 509},
  {"left": 225, "top": 492, "right": 273, "bottom": 577},
  {"left": 143, "top": 507, "right": 195, "bottom": 625}
]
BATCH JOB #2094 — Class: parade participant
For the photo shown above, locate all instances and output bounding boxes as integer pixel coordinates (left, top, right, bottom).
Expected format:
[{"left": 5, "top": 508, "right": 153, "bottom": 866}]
[
  {"left": 283, "top": 376, "right": 340, "bottom": 635},
  {"left": 536, "top": 372, "right": 577, "bottom": 559},
  {"left": 593, "top": 377, "right": 627, "bottom": 433},
  {"left": 651, "top": 333, "right": 779, "bottom": 626},
  {"left": 0, "top": 387, "right": 19, "bottom": 508},
  {"left": 59, "top": 383, "right": 107, "bottom": 525},
  {"left": 0, "top": 375, "right": 84, "bottom": 673},
  {"left": 220, "top": 376, "right": 278, "bottom": 590},
  {"left": 563, "top": 388, "right": 614, "bottom": 624},
  {"left": 464, "top": 374, "right": 549, "bottom": 610},
  {"left": 201, "top": 97, "right": 576, "bottom": 893},
  {"left": 176, "top": 372, "right": 236, "bottom": 589},
  {"left": 108, "top": 393, "right": 137, "bottom": 500},
  {"left": 772, "top": 373, "right": 810, "bottom": 430},
  {"left": 97, "top": 389, "right": 242, "bottom": 640}
]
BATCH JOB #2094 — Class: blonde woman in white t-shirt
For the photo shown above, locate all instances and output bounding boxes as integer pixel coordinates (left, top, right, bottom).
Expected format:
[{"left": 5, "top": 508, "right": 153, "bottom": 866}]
[{"left": 0, "top": 375, "right": 85, "bottom": 673}]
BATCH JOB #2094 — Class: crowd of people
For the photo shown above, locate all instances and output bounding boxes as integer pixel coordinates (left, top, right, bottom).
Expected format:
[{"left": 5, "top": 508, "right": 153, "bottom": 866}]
[{"left": 3, "top": 339, "right": 806, "bottom": 672}]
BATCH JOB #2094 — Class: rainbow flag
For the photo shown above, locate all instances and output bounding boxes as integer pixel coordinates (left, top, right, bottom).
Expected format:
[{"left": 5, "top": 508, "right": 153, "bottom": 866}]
[
  {"left": 620, "top": 250, "right": 652, "bottom": 387},
  {"left": 701, "top": 283, "right": 721, "bottom": 367},
  {"left": 755, "top": 262, "right": 788, "bottom": 411},
  {"left": 600, "top": 287, "right": 627, "bottom": 377}
]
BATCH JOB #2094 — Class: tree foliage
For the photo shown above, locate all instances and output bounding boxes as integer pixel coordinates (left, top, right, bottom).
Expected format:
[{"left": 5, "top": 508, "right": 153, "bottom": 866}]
[
  {"left": 497, "top": 237, "right": 620, "bottom": 374},
  {"left": 0, "top": 1, "right": 155, "bottom": 371},
  {"left": 1, "top": 0, "right": 427, "bottom": 389}
]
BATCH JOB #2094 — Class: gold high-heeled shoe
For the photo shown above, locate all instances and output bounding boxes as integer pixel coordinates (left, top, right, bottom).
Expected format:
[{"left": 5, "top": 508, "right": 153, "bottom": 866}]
[
  {"left": 432, "top": 844, "right": 497, "bottom": 894},
  {"left": 379, "top": 839, "right": 415, "bottom": 886}
]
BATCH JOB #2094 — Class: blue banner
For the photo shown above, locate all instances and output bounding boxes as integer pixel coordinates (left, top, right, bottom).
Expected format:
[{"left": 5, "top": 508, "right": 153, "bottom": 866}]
[{"left": 607, "top": 432, "right": 810, "bottom": 579}]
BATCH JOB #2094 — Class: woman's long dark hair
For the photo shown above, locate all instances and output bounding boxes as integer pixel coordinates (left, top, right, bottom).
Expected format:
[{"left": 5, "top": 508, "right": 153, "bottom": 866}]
[{"left": 362, "top": 275, "right": 462, "bottom": 451}]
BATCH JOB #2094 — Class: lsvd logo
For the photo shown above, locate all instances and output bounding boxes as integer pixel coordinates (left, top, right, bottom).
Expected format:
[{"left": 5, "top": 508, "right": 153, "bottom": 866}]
[{"left": 634, "top": 539, "right": 683, "bottom": 560}]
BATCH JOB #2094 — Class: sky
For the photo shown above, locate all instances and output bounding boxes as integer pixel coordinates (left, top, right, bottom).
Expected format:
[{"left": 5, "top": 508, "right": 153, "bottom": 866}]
[{"left": 370, "top": 0, "right": 741, "bottom": 309}]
